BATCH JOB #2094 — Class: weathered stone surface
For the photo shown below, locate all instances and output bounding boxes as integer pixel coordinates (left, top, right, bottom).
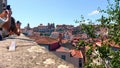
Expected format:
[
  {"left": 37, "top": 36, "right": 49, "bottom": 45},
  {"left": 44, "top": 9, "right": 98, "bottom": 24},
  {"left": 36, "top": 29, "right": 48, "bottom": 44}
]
[{"left": 0, "top": 34, "right": 74, "bottom": 68}]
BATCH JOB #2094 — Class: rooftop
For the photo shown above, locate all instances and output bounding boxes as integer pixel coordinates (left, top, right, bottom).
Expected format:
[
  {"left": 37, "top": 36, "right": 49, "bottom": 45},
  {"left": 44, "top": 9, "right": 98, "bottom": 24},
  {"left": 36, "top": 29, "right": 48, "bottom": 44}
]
[
  {"left": 95, "top": 40, "right": 120, "bottom": 48},
  {"left": 55, "top": 46, "right": 83, "bottom": 58},
  {"left": 28, "top": 36, "right": 58, "bottom": 44},
  {"left": 70, "top": 49, "right": 83, "bottom": 58},
  {"left": 56, "top": 46, "right": 70, "bottom": 53}
]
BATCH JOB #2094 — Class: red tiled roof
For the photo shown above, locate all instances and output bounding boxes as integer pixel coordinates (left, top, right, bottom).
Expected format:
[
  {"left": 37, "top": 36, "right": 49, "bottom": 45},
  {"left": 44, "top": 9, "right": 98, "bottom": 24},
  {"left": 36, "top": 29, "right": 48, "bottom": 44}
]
[
  {"left": 110, "top": 44, "right": 119, "bottom": 48},
  {"left": 28, "top": 36, "right": 58, "bottom": 44},
  {"left": 109, "top": 41, "right": 120, "bottom": 48},
  {"left": 56, "top": 46, "right": 70, "bottom": 53},
  {"left": 70, "top": 50, "right": 83, "bottom": 58},
  {"left": 95, "top": 41, "right": 120, "bottom": 48},
  {"left": 96, "top": 42, "right": 101, "bottom": 47},
  {"left": 72, "top": 39, "right": 79, "bottom": 43},
  {"left": 56, "top": 47, "right": 83, "bottom": 58},
  {"left": 61, "top": 39, "right": 69, "bottom": 44}
]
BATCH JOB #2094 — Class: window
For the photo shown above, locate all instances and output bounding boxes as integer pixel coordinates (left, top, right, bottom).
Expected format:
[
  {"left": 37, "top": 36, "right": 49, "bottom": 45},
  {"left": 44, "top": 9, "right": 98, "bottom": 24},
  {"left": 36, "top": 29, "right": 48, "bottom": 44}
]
[{"left": 61, "top": 55, "right": 66, "bottom": 60}]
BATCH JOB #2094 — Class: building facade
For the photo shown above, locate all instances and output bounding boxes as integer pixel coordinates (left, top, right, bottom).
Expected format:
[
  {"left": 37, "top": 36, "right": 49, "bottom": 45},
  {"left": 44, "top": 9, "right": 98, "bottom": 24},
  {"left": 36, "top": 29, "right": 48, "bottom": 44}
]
[{"left": 52, "top": 47, "right": 83, "bottom": 68}]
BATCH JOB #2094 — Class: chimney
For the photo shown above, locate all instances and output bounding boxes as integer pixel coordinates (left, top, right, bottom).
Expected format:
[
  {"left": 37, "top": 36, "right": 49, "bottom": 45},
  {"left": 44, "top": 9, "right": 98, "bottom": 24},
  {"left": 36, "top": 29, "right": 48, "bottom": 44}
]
[{"left": 58, "top": 33, "right": 62, "bottom": 44}]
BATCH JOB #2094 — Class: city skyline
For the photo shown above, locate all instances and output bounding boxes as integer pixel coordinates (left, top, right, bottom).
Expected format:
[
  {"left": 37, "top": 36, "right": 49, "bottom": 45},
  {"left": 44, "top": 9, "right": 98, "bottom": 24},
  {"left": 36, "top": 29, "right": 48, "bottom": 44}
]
[{"left": 8, "top": 0, "right": 111, "bottom": 28}]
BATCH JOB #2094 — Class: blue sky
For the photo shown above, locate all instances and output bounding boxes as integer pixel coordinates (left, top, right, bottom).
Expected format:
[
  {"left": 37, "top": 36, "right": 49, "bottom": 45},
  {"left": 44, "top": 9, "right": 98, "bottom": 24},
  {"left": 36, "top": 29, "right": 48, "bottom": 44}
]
[{"left": 8, "top": 0, "right": 109, "bottom": 28}]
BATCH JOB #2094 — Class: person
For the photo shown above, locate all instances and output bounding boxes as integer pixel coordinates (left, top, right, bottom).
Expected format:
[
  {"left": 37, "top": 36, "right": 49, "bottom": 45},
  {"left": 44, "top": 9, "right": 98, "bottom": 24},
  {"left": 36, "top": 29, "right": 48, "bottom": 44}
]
[
  {"left": 0, "top": 5, "right": 12, "bottom": 37},
  {"left": 0, "top": 9, "right": 9, "bottom": 26},
  {"left": 8, "top": 18, "right": 22, "bottom": 36},
  {"left": 1, "top": 5, "right": 12, "bottom": 30},
  {"left": 15, "top": 21, "right": 21, "bottom": 36},
  {"left": 8, "top": 17, "right": 16, "bottom": 35},
  {"left": 0, "top": 28, "right": 3, "bottom": 40}
]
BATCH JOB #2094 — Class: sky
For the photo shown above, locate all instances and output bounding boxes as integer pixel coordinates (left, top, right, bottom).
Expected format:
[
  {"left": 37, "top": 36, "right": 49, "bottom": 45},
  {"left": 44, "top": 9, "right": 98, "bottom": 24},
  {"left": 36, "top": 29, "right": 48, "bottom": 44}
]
[{"left": 8, "top": 0, "right": 110, "bottom": 28}]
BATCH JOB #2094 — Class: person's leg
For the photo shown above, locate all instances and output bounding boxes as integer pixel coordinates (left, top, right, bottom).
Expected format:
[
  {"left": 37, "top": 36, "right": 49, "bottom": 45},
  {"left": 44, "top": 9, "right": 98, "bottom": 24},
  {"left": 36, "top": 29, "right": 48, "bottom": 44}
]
[
  {"left": 0, "top": 35, "right": 2, "bottom": 40},
  {"left": 0, "top": 28, "right": 3, "bottom": 40}
]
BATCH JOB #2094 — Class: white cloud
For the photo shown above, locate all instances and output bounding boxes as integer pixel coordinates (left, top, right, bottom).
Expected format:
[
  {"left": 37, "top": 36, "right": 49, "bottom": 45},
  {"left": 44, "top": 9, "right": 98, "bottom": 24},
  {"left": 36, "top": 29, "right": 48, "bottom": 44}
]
[{"left": 88, "top": 10, "right": 99, "bottom": 16}]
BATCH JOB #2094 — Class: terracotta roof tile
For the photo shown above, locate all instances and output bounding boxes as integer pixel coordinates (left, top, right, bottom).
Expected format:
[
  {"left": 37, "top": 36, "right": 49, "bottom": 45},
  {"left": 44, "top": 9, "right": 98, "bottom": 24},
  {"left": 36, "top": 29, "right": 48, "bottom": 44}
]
[
  {"left": 95, "top": 41, "right": 120, "bottom": 48},
  {"left": 28, "top": 36, "right": 58, "bottom": 44},
  {"left": 70, "top": 50, "right": 83, "bottom": 58},
  {"left": 96, "top": 42, "right": 101, "bottom": 47},
  {"left": 56, "top": 46, "right": 70, "bottom": 53},
  {"left": 56, "top": 47, "right": 83, "bottom": 58},
  {"left": 61, "top": 39, "right": 69, "bottom": 44},
  {"left": 109, "top": 41, "right": 120, "bottom": 48}
]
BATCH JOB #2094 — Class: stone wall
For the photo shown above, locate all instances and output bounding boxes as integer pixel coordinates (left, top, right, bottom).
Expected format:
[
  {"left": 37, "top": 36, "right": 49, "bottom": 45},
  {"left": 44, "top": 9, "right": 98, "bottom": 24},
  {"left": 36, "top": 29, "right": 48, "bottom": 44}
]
[{"left": 0, "top": 34, "right": 74, "bottom": 68}]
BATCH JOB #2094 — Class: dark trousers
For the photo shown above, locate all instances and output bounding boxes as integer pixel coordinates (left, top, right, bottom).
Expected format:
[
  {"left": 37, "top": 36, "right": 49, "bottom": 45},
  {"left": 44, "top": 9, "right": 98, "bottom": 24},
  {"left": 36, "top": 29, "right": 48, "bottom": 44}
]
[{"left": 0, "top": 35, "right": 2, "bottom": 40}]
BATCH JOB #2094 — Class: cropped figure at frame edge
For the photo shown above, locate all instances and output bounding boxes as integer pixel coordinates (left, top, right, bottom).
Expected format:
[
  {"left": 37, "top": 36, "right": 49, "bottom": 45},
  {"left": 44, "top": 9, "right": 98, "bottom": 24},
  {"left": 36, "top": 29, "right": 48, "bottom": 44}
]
[{"left": 0, "top": 4, "right": 21, "bottom": 40}]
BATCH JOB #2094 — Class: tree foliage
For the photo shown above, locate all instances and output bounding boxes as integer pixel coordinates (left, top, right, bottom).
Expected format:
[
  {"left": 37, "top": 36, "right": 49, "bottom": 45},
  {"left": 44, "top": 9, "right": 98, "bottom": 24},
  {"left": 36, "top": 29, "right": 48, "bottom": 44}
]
[
  {"left": 98, "top": 0, "right": 120, "bottom": 45},
  {"left": 76, "top": 0, "right": 120, "bottom": 68}
]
